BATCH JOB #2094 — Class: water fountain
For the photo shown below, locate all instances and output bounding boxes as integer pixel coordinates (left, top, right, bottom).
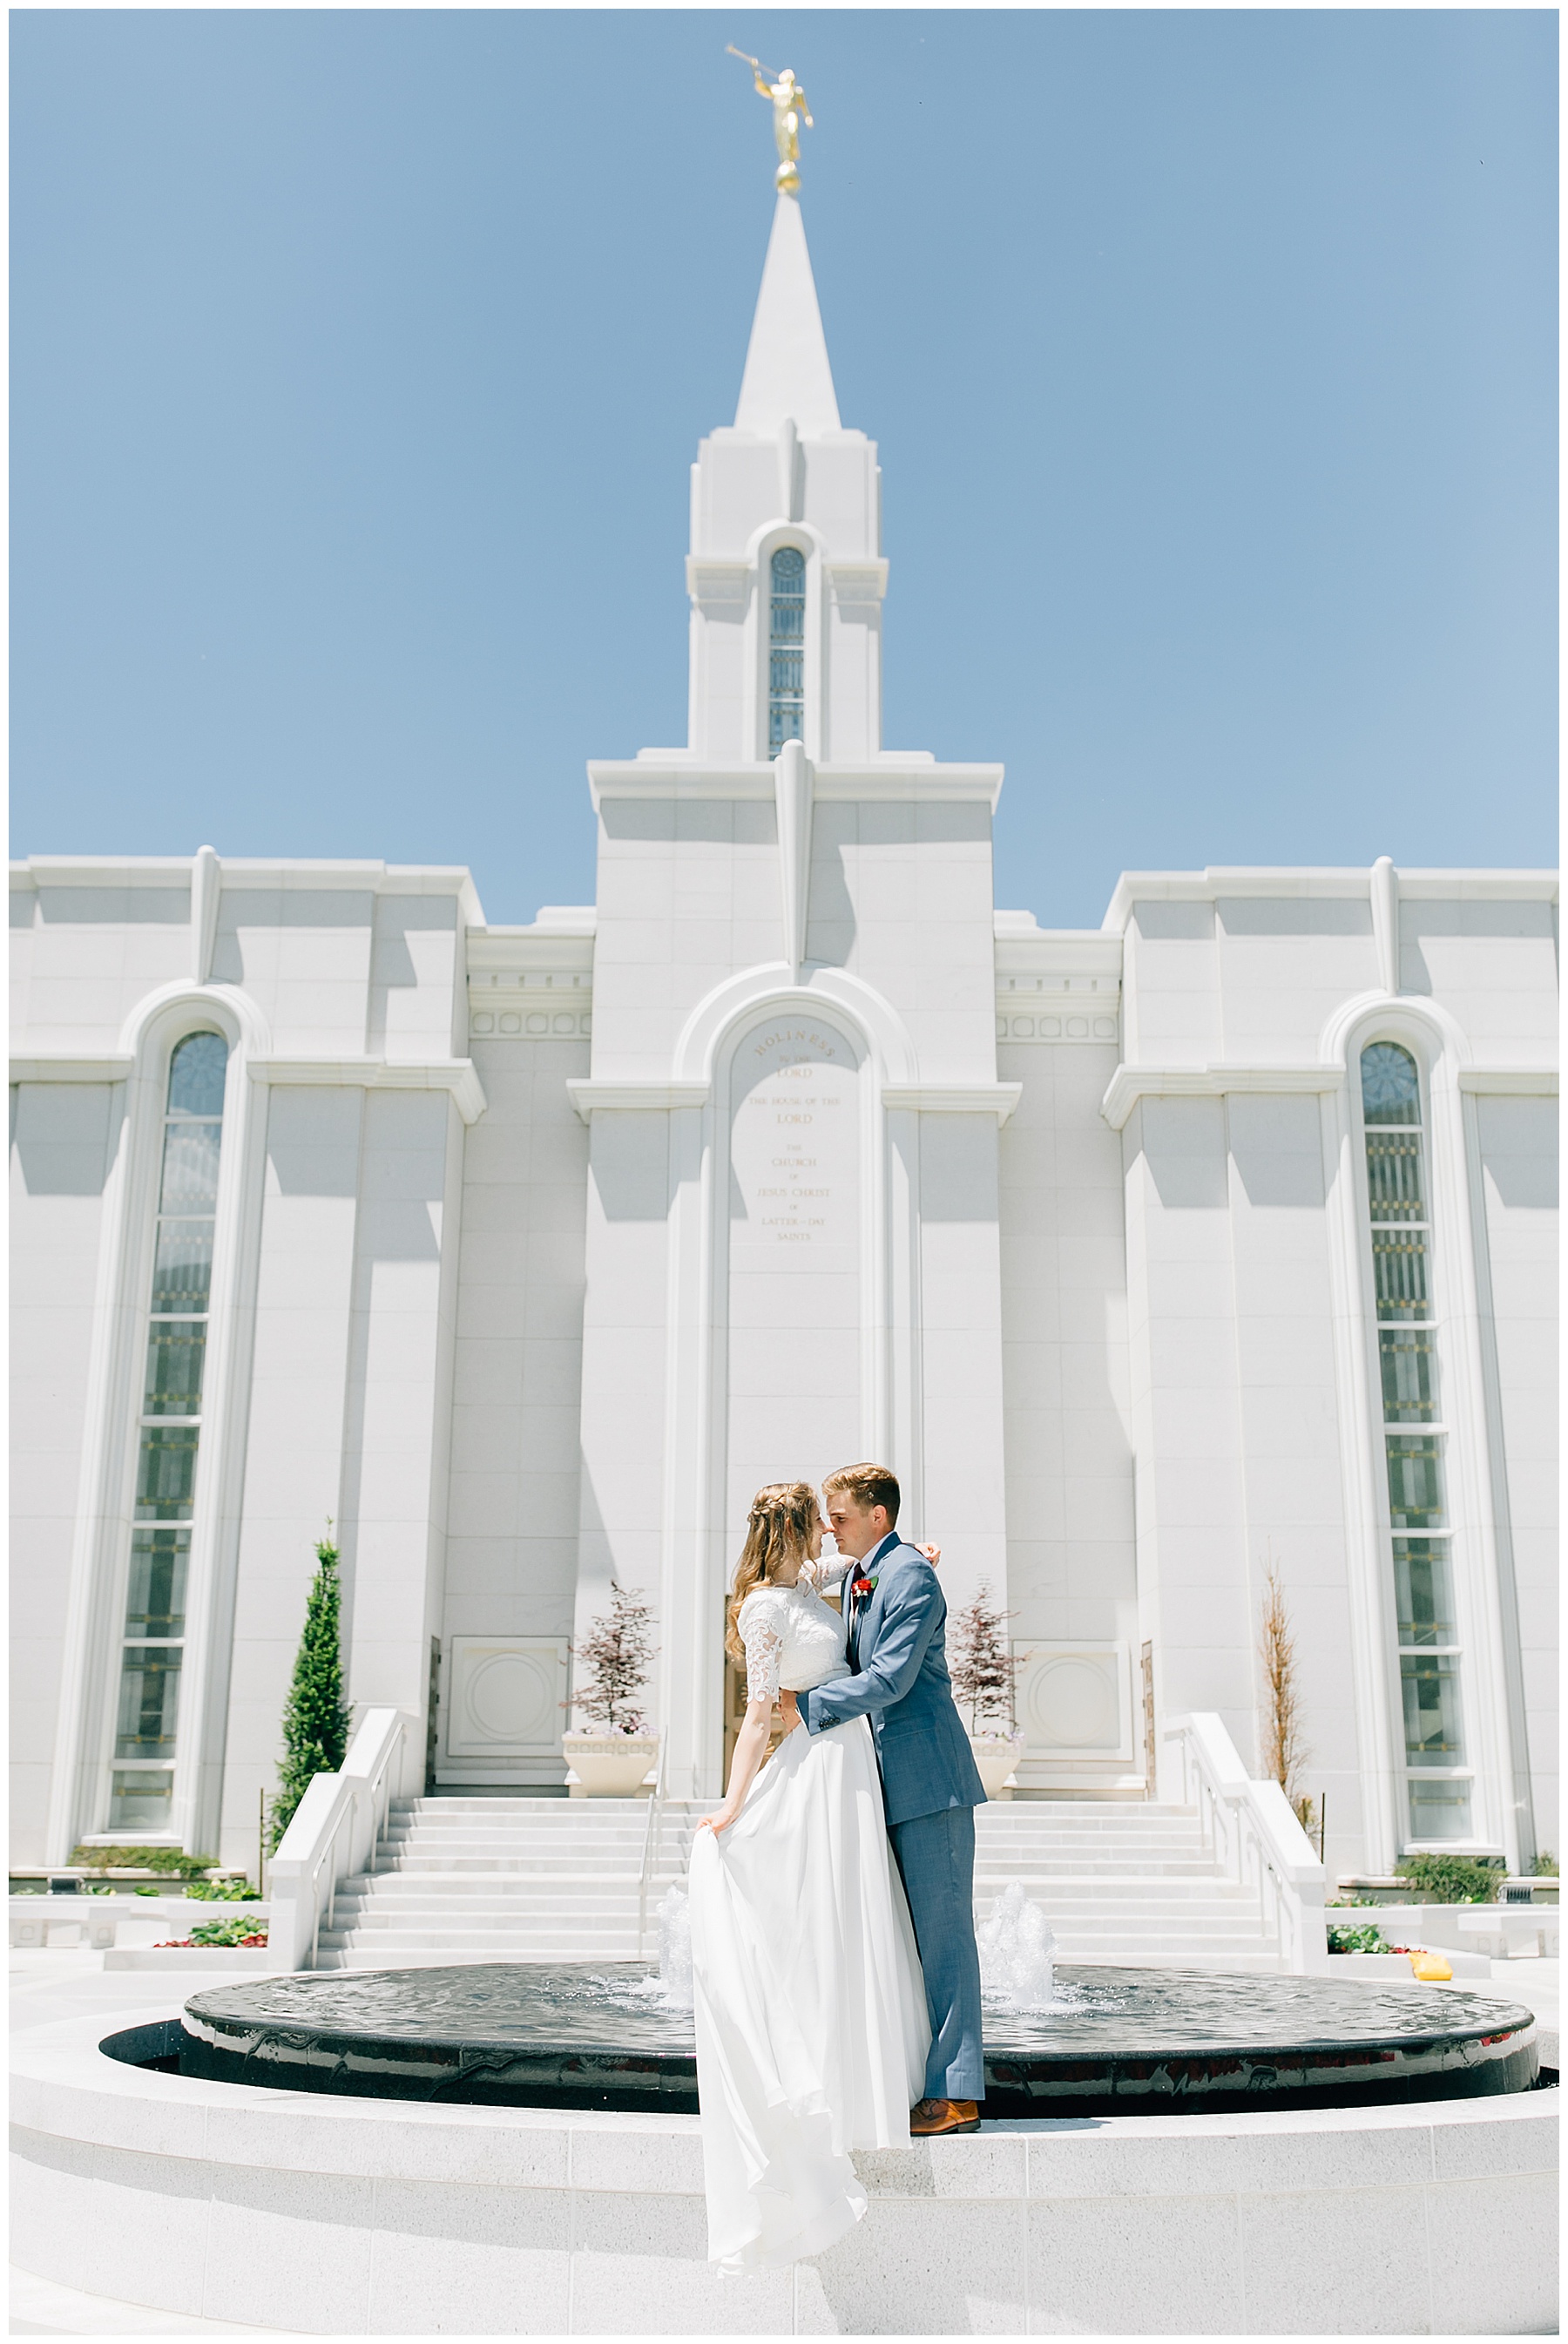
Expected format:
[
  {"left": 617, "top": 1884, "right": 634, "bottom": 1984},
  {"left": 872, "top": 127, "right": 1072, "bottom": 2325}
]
[{"left": 178, "top": 1878, "right": 1540, "bottom": 2117}]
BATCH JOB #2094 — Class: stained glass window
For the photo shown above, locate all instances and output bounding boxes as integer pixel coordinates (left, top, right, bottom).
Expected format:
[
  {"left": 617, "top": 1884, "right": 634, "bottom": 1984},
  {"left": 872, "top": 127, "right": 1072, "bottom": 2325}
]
[
  {"left": 1360, "top": 1041, "right": 1469, "bottom": 1841},
  {"left": 767, "top": 546, "right": 806, "bottom": 757},
  {"left": 108, "top": 1032, "right": 227, "bottom": 1833}
]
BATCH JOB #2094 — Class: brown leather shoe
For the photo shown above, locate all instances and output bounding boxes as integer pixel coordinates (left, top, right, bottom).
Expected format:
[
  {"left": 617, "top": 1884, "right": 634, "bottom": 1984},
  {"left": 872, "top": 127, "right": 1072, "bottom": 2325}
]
[{"left": 909, "top": 2097, "right": 981, "bottom": 2136}]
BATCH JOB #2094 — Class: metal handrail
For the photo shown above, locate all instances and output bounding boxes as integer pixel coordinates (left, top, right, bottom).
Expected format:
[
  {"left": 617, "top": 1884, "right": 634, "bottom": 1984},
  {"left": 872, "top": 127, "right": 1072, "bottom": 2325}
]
[{"left": 635, "top": 1739, "right": 669, "bottom": 1958}]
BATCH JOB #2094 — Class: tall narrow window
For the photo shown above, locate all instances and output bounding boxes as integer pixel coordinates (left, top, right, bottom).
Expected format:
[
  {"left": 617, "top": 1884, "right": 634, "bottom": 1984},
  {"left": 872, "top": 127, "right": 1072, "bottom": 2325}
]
[
  {"left": 767, "top": 545, "right": 806, "bottom": 756},
  {"left": 107, "top": 1032, "right": 228, "bottom": 1833},
  {"left": 1360, "top": 1041, "right": 1470, "bottom": 1842}
]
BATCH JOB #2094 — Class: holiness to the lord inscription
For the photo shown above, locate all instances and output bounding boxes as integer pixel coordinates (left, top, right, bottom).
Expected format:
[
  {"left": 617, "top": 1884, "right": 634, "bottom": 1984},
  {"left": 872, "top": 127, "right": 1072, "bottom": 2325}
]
[{"left": 730, "top": 1024, "right": 858, "bottom": 1258}]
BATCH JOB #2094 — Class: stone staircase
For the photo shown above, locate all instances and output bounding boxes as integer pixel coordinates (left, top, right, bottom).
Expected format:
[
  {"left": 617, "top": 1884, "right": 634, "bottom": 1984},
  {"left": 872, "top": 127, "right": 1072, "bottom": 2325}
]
[
  {"left": 312, "top": 1793, "right": 1285, "bottom": 1972},
  {"left": 312, "top": 1797, "right": 705, "bottom": 1969},
  {"left": 975, "top": 1800, "right": 1281, "bottom": 1971}
]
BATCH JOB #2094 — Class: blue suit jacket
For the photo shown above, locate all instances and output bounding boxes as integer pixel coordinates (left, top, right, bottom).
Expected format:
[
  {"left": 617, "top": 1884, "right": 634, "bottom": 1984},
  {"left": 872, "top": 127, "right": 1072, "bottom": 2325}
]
[{"left": 799, "top": 1535, "right": 987, "bottom": 1828}]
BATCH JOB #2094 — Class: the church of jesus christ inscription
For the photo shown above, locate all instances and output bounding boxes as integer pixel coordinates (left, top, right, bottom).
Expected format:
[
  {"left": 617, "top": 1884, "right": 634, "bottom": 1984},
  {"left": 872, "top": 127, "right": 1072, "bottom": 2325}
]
[{"left": 726, "top": 1020, "right": 862, "bottom": 1529}]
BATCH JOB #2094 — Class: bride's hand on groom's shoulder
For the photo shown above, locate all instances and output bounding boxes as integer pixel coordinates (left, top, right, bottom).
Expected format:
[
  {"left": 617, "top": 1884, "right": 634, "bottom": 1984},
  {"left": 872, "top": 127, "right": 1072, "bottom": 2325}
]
[{"left": 920, "top": 1541, "right": 942, "bottom": 1568}]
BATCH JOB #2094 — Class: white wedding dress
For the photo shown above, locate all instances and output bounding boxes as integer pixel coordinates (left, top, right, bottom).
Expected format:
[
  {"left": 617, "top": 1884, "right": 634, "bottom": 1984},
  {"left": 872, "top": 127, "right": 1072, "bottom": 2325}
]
[{"left": 687, "top": 1562, "right": 930, "bottom": 2273}]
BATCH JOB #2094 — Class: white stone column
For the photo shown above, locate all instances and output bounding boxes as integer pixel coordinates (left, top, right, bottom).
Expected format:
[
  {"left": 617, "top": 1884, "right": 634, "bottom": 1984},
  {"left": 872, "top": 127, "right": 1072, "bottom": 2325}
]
[
  {"left": 219, "top": 1086, "right": 363, "bottom": 1866},
  {"left": 574, "top": 1111, "right": 673, "bottom": 1772},
  {"left": 915, "top": 1113, "right": 1009, "bottom": 1614},
  {"left": 340, "top": 1087, "right": 463, "bottom": 1787}
]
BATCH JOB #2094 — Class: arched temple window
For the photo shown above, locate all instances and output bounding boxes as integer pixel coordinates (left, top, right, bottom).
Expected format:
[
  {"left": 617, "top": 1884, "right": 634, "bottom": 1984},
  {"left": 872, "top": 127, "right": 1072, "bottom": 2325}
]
[
  {"left": 107, "top": 1030, "right": 229, "bottom": 1833},
  {"left": 767, "top": 545, "right": 806, "bottom": 757},
  {"left": 1360, "top": 1040, "right": 1470, "bottom": 1843}
]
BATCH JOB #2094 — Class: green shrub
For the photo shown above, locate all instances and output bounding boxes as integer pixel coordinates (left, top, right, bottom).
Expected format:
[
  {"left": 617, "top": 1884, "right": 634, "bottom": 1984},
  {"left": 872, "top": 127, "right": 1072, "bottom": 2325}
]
[
  {"left": 69, "top": 1846, "right": 217, "bottom": 1880},
  {"left": 1531, "top": 1851, "right": 1558, "bottom": 1877},
  {"left": 1394, "top": 1852, "right": 1503, "bottom": 1904},
  {"left": 1328, "top": 1922, "right": 1390, "bottom": 1954},
  {"left": 154, "top": 1913, "right": 269, "bottom": 1949},
  {"left": 186, "top": 1877, "right": 261, "bottom": 1902},
  {"left": 190, "top": 1914, "right": 268, "bottom": 1948}
]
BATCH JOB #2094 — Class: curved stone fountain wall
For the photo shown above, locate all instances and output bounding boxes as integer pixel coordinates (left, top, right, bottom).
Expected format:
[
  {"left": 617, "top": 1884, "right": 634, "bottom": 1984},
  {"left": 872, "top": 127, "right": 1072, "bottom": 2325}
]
[{"left": 10, "top": 2009, "right": 1558, "bottom": 2335}]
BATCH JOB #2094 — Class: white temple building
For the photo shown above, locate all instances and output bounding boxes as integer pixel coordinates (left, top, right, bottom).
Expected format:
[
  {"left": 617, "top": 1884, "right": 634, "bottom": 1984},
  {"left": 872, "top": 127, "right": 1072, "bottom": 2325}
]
[{"left": 10, "top": 192, "right": 1558, "bottom": 1888}]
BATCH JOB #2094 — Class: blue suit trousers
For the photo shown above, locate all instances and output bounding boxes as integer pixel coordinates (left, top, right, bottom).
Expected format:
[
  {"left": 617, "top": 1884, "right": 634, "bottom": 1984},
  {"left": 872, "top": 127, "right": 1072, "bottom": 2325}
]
[{"left": 889, "top": 1805, "right": 985, "bottom": 2101}]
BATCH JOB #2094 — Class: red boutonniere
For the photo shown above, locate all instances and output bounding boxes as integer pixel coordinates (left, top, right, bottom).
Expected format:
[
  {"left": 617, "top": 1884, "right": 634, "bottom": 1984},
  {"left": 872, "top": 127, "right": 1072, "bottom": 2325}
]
[{"left": 852, "top": 1575, "right": 876, "bottom": 1598}]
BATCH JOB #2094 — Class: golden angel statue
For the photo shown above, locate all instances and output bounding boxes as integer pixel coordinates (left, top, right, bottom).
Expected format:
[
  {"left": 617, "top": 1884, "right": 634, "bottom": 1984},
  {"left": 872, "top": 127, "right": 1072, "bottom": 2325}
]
[{"left": 728, "top": 49, "right": 814, "bottom": 194}]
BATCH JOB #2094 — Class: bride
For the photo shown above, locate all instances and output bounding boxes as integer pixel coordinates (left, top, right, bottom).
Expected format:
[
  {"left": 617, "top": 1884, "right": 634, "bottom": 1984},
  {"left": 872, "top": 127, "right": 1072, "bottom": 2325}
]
[{"left": 686, "top": 1480, "right": 930, "bottom": 2274}]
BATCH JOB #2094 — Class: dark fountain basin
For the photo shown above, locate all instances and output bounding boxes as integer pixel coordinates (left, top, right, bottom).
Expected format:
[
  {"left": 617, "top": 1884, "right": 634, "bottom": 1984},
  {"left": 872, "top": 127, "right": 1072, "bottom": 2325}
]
[{"left": 178, "top": 1962, "right": 1541, "bottom": 2119}]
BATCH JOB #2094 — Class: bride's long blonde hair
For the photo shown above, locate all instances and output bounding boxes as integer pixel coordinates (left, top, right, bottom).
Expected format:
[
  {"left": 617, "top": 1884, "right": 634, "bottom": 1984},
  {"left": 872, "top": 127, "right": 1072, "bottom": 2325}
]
[{"left": 724, "top": 1480, "right": 820, "bottom": 1666}]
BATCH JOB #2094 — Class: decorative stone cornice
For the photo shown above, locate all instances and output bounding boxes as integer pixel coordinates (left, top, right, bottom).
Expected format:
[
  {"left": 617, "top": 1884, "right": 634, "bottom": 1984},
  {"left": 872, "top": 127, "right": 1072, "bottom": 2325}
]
[
  {"left": 1096, "top": 1059, "right": 1561, "bottom": 1130},
  {"left": 10, "top": 1053, "right": 136, "bottom": 1083},
  {"left": 1455, "top": 1067, "right": 1558, "bottom": 1096},
  {"left": 10, "top": 856, "right": 487, "bottom": 928},
  {"left": 247, "top": 1057, "right": 488, "bottom": 1124},
  {"left": 587, "top": 760, "right": 1003, "bottom": 810},
  {"left": 1101, "top": 864, "right": 1558, "bottom": 935},
  {"left": 566, "top": 1075, "right": 1024, "bottom": 1125},
  {"left": 566, "top": 1080, "right": 710, "bottom": 1123},
  {"left": 684, "top": 557, "right": 751, "bottom": 613},
  {"left": 1099, "top": 1063, "right": 1343, "bottom": 1130},
  {"left": 882, "top": 1083, "right": 1022, "bottom": 1123},
  {"left": 824, "top": 560, "right": 889, "bottom": 606}
]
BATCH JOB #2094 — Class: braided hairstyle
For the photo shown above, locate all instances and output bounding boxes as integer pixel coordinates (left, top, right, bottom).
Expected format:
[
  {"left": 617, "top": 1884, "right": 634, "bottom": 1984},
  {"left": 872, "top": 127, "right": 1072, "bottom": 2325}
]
[{"left": 724, "top": 1480, "right": 821, "bottom": 1666}]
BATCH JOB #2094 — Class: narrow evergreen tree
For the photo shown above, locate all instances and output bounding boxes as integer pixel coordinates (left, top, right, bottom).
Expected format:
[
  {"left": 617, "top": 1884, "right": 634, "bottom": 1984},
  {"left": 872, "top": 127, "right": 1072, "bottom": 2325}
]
[
  {"left": 571, "top": 1583, "right": 656, "bottom": 1734},
  {"left": 949, "top": 1584, "right": 1022, "bottom": 1735},
  {"left": 268, "top": 1532, "right": 353, "bottom": 1850}
]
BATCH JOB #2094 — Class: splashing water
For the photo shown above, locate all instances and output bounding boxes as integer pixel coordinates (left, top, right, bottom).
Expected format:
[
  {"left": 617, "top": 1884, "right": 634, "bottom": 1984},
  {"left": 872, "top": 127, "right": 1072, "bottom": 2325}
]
[
  {"left": 978, "top": 1880, "right": 1057, "bottom": 2011},
  {"left": 637, "top": 1883, "right": 693, "bottom": 2010}
]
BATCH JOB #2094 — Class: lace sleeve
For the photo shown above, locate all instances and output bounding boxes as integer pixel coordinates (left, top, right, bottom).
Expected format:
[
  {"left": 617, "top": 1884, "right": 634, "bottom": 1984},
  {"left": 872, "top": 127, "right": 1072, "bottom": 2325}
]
[
  {"left": 740, "top": 1601, "right": 784, "bottom": 1706},
  {"left": 801, "top": 1554, "right": 852, "bottom": 1593}
]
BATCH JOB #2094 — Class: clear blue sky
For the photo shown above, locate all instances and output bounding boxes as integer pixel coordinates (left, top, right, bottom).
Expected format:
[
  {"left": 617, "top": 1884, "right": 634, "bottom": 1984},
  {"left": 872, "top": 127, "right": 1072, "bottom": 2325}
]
[{"left": 11, "top": 10, "right": 1557, "bottom": 928}]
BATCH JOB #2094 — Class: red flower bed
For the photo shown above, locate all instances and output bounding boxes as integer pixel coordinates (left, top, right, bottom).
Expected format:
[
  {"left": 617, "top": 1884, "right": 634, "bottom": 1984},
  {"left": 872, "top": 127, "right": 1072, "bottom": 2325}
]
[{"left": 152, "top": 1934, "right": 269, "bottom": 1948}]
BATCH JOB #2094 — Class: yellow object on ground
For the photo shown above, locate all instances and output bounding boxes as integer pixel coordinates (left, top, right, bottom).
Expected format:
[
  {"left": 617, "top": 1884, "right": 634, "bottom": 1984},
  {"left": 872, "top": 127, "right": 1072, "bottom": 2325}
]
[{"left": 1407, "top": 1948, "right": 1452, "bottom": 1981}]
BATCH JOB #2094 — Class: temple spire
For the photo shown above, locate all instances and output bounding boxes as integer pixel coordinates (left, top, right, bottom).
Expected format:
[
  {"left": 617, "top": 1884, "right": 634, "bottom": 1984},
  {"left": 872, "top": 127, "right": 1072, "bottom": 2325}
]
[{"left": 733, "top": 195, "right": 841, "bottom": 437}]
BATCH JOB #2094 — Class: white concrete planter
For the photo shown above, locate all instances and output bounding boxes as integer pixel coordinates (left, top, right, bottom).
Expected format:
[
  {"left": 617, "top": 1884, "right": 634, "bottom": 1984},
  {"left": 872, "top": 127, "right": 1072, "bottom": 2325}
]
[
  {"left": 1331, "top": 1949, "right": 1493, "bottom": 1982},
  {"left": 100, "top": 1947, "right": 280, "bottom": 1973},
  {"left": 969, "top": 1732, "right": 1024, "bottom": 1799},
  {"left": 562, "top": 1733, "right": 659, "bottom": 1798},
  {"left": 10, "top": 1894, "right": 270, "bottom": 1953}
]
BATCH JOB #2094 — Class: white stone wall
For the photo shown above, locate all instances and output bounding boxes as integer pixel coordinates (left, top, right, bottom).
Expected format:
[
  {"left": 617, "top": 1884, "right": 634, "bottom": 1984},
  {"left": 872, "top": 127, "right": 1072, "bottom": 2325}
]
[
  {"left": 221, "top": 1084, "right": 367, "bottom": 1860},
  {"left": 997, "top": 1034, "right": 1136, "bottom": 1785},
  {"left": 1473, "top": 1092, "right": 1558, "bottom": 1855},
  {"left": 1108, "top": 869, "right": 1558, "bottom": 1867},
  {"left": 9, "top": 1081, "right": 124, "bottom": 1860},
  {"left": 9, "top": 857, "right": 483, "bottom": 1864},
  {"left": 7, "top": 851, "right": 1559, "bottom": 1869},
  {"left": 591, "top": 802, "right": 781, "bottom": 1077},
  {"left": 10, "top": 867, "right": 192, "bottom": 1053},
  {"left": 444, "top": 1029, "right": 590, "bottom": 1783},
  {"left": 808, "top": 800, "right": 997, "bottom": 1083}
]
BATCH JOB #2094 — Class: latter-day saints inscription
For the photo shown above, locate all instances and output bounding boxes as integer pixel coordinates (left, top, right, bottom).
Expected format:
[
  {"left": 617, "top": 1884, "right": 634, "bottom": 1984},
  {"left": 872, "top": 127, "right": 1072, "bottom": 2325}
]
[{"left": 733, "top": 1026, "right": 854, "bottom": 1251}]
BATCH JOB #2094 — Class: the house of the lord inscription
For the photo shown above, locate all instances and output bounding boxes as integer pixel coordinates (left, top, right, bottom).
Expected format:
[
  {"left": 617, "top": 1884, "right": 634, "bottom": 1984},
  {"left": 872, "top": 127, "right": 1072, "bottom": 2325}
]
[{"left": 727, "top": 1020, "right": 862, "bottom": 1528}]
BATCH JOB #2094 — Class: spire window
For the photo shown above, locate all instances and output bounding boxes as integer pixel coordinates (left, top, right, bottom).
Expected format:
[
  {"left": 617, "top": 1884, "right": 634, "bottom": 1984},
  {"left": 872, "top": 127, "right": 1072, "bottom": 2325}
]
[
  {"left": 107, "top": 1031, "right": 228, "bottom": 1833},
  {"left": 767, "top": 546, "right": 806, "bottom": 757},
  {"left": 1360, "top": 1042, "right": 1470, "bottom": 1842}
]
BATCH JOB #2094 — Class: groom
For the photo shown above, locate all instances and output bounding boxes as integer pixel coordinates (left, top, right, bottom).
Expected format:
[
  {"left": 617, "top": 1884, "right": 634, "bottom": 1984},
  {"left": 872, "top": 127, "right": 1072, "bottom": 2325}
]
[{"left": 795, "top": 1462, "right": 988, "bottom": 2137}]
